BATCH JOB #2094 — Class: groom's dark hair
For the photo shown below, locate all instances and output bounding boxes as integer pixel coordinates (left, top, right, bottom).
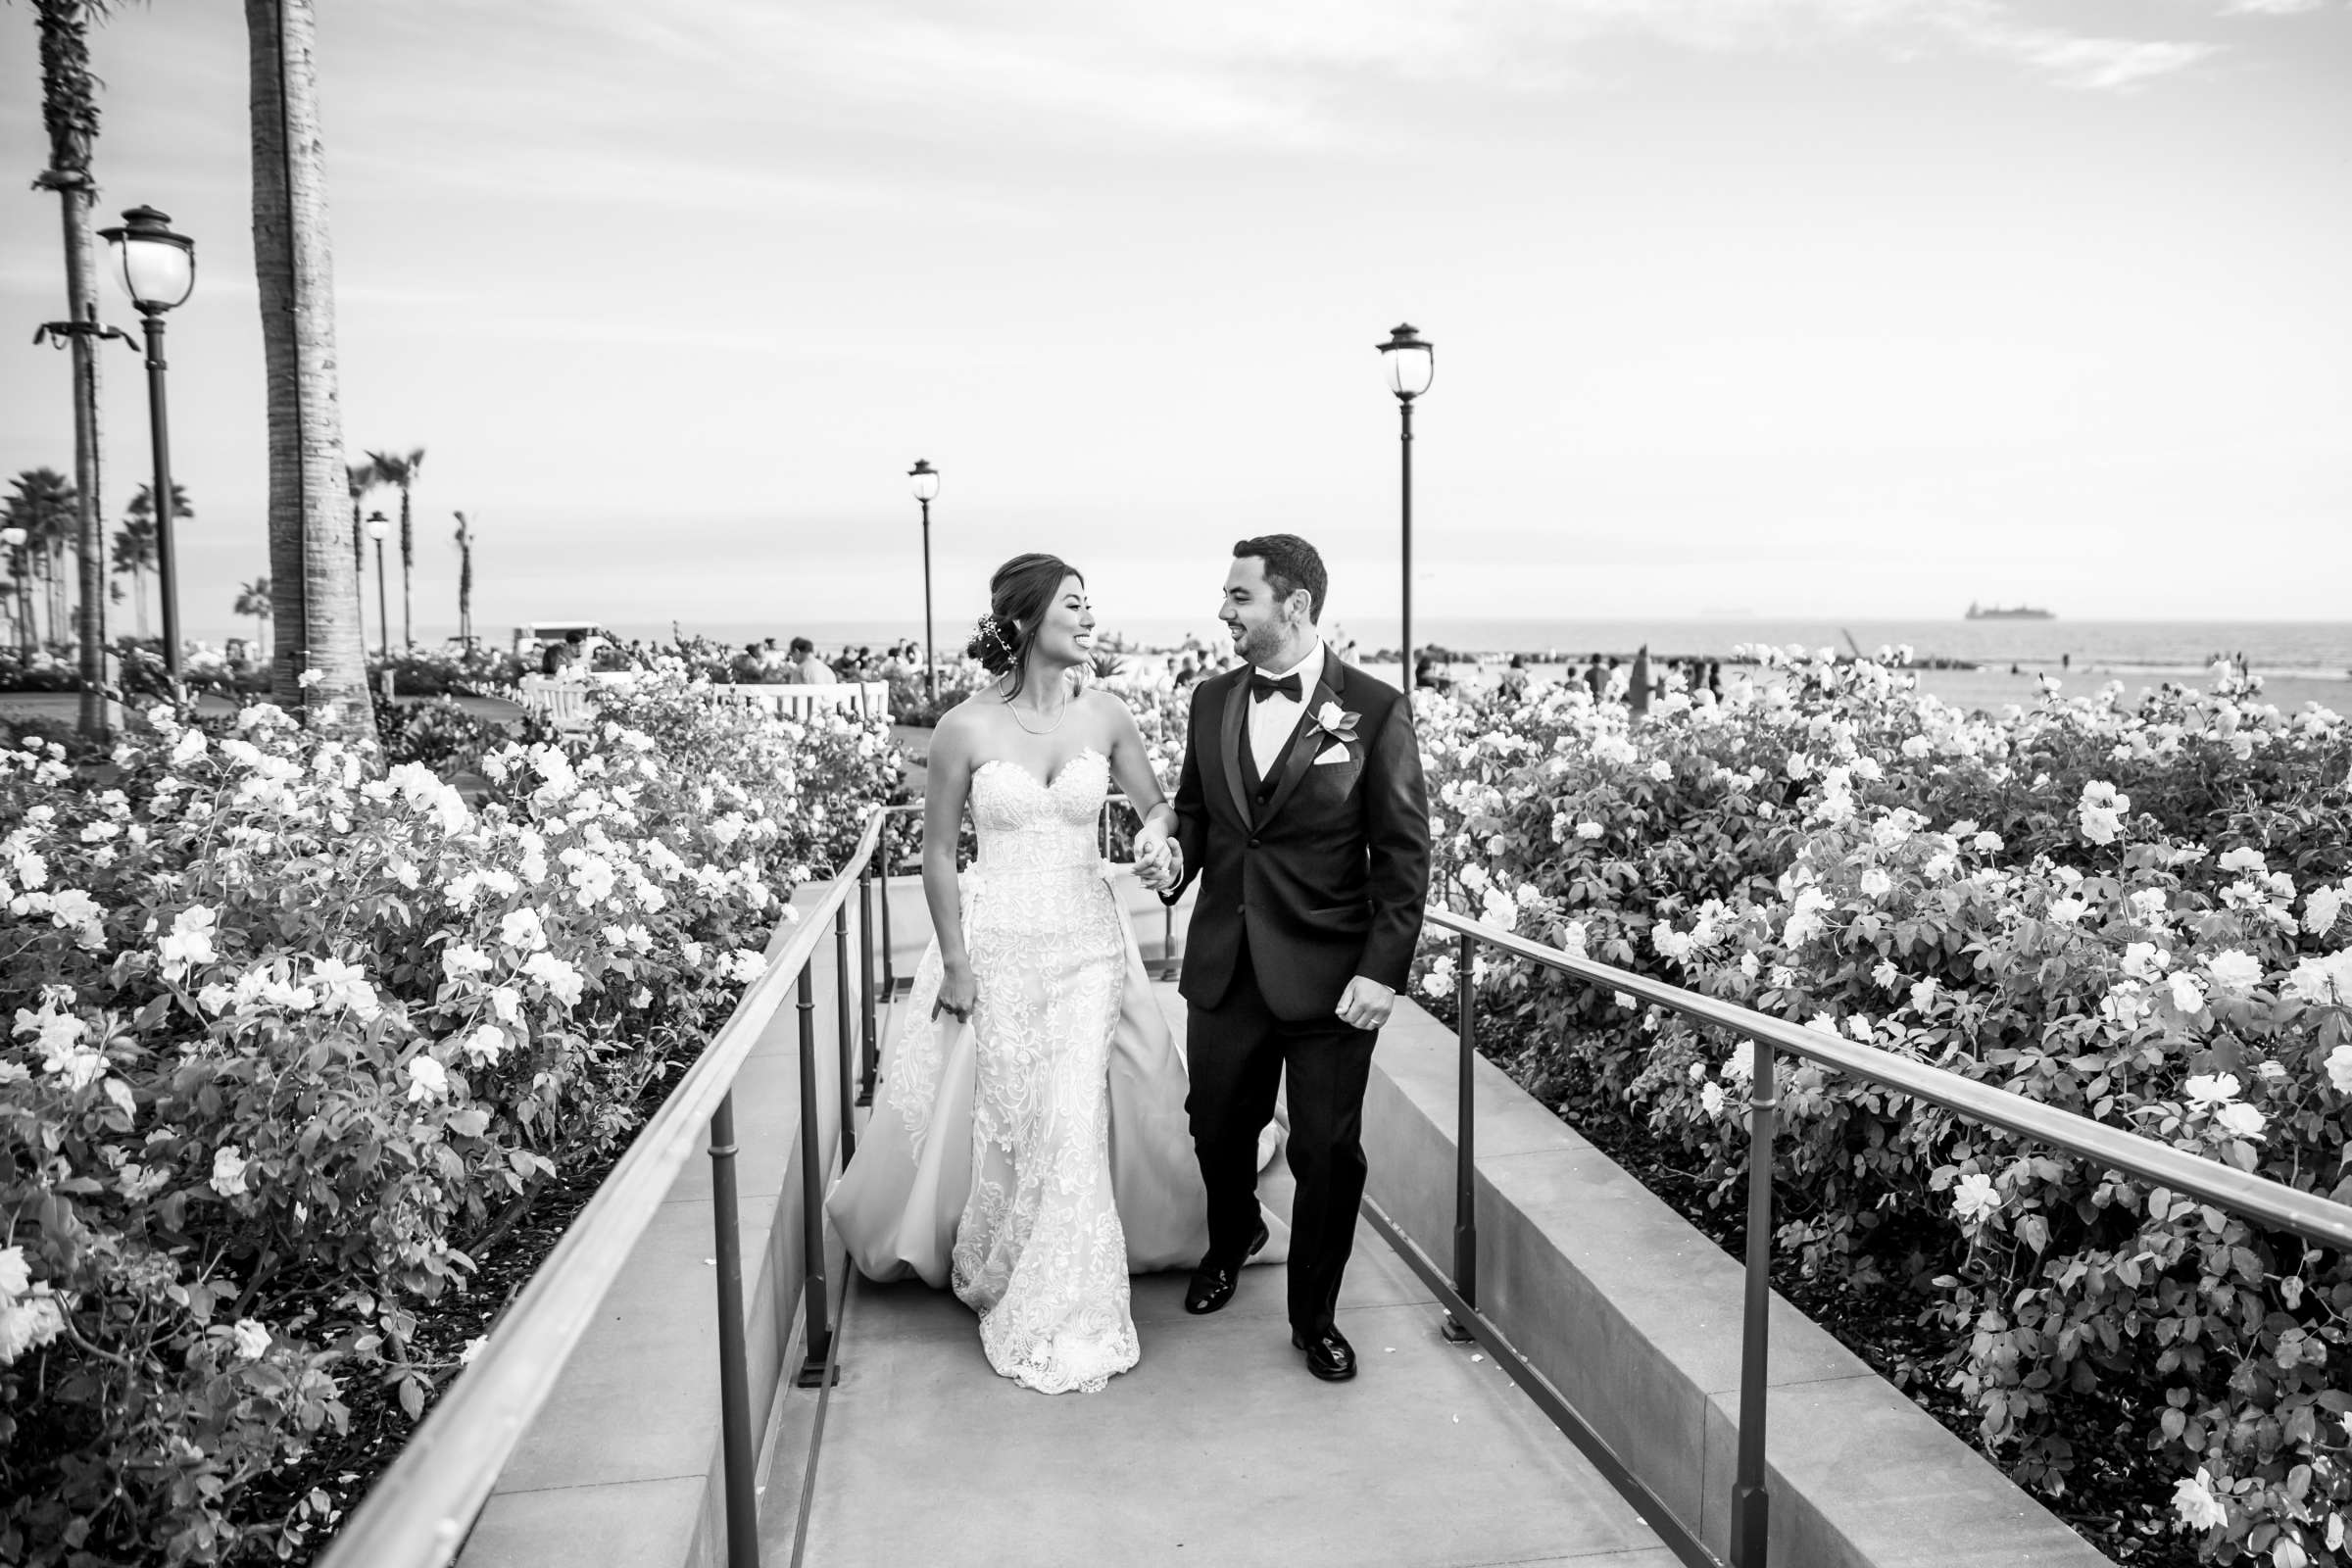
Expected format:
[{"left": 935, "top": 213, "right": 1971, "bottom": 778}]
[{"left": 1233, "top": 534, "right": 1326, "bottom": 622}]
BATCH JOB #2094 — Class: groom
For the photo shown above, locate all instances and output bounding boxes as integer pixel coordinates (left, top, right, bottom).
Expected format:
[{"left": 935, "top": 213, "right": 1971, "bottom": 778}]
[{"left": 1148, "top": 534, "right": 1430, "bottom": 1382}]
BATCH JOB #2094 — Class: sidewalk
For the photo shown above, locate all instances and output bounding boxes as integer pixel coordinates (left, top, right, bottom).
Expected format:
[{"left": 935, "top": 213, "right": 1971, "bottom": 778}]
[{"left": 766, "top": 971, "right": 1672, "bottom": 1568}]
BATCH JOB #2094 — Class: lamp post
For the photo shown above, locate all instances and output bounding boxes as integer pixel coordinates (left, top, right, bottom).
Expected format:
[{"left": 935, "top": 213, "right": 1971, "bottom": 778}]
[
  {"left": 1376, "top": 323, "right": 1434, "bottom": 713},
  {"left": 366, "top": 513, "right": 391, "bottom": 661},
  {"left": 0, "top": 526, "right": 27, "bottom": 659},
  {"left": 98, "top": 206, "right": 197, "bottom": 693},
  {"left": 908, "top": 459, "right": 941, "bottom": 703}
]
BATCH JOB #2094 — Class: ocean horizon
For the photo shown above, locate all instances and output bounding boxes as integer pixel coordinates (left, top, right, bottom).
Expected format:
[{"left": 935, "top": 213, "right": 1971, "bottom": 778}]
[{"left": 586, "top": 615, "right": 2352, "bottom": 682}]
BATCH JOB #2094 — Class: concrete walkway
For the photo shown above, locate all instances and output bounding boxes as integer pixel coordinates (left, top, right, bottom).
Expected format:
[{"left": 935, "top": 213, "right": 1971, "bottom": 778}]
[{"left": 766, "top": 887, "right": 1673, "bottom": 1568}]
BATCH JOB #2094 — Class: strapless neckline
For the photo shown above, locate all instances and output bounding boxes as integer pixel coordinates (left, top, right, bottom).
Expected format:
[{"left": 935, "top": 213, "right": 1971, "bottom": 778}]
[{"left": 974, "top": 747, "right": 1106, "bottom": 796}]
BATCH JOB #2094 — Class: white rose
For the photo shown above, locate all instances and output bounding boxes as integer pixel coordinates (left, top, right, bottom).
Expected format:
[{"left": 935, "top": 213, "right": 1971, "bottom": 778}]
[
  {"left": 2166, "top": 971, "right": 2208, "bottom": 1014},
  {"left": 230, "top": 1318, "right": 270, "bottom": 1361},
  {"left": 2182, "top": 1072, "right": 2239, "bottom": 1107},
  {"left": 211, "top": 1145, "right": 249, "bottom": 1198},
  {"left": 2318, "top": 1042, "right": 2352, "bottom": 1096},
  {"left": 2213, "top": 1102, "right": 2267, "bottom": 1140},
  {"left": 1949, "top": 1172, "right": 2000, "bottom": 1224},
  {"left": 407, "top": 1055, "right": 451, "bottom": 1102},
  {"left": 2203, "top": 951, "right": 2263, "bottom": 994},
  {"left": 2172, "top": 1471, "right": 2228, "bottom": 1534}
]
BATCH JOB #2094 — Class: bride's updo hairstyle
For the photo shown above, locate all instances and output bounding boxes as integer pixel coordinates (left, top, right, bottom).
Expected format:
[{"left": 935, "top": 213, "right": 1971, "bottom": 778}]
[{"left": 966, "top": 552, "right": 1081, "bottom": 701}]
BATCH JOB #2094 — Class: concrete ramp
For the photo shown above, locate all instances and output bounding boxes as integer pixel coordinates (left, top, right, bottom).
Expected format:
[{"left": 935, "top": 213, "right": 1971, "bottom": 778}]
[{"left": 769, "top": 979, "right": 1672, "bottom": 1568}]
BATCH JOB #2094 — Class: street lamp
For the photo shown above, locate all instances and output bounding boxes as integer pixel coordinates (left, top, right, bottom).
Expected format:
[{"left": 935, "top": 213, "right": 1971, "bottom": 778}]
[
  {"left": 98, "top": 205, "right": 196, "bottom": 694},
  {"left": 908, "top": 459, "right": 941, "bottom": 703},
  {"left": 366, "top": 512, "right": 391, "bottom": 661},
  {"left": 0, "top": 525, "right": 28, "bottom": 659},
  {"left": 1377, "top": 322, "right": 1434, "bottom": 712}
]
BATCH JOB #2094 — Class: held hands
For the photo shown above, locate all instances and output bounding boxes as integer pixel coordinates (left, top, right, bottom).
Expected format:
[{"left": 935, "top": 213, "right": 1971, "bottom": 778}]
[
  {"left": 1335, "top": 976, "right": 1396, "bottom": 1031},
  {"left": 1133, "top": 830, "right": 1183, "bottom": 894},
  {"left": 933, "top": 961, "right": 977, "bottom": 1025}
]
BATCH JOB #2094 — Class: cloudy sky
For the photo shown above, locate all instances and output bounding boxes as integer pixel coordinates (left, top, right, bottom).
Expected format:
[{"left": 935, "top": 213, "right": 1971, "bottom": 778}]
[{"left": 2, "top": 0, "right": 2346, "bottom": 645}]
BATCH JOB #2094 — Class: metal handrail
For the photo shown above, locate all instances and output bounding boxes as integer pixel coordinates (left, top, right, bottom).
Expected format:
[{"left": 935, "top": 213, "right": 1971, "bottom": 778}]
[
  {"left": 1425, "top": 908, "right": 2352, "bottom": 1249},
  {"left": 1404, "top": 904, "right": 2352, "bottom": 1568},
  {"left": 318, "top": 810, "right": 888, "bottom": 1568}
]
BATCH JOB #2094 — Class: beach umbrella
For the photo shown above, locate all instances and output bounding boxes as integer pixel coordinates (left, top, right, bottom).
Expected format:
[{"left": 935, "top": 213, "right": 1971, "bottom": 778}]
[{"left": 1629, "top": 644, "right": 1651, "bottom": 723}]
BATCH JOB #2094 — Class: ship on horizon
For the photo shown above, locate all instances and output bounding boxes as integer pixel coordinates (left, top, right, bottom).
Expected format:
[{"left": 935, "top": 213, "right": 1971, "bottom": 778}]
[{"left": 1965, "top": 602, "right": 2055, "bottom": 620}]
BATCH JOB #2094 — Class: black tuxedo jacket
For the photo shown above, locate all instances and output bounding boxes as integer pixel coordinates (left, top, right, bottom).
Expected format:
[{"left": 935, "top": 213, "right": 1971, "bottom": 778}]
[{"left": 1165, "top": 649, "right": 1431, "bottom": 1022}]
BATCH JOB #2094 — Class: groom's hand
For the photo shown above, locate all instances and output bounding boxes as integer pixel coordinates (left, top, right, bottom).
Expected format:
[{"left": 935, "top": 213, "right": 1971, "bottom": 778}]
[
  {"left": 1335, "top": 976, "right": 1395, "bottom": 1031},
  {"left": 1136, "top": 840, "right": 1182, "bottom": 892}
]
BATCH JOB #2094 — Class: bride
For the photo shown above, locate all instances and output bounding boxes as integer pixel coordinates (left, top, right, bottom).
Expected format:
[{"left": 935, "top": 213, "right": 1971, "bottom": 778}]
[{"left": 826, "top": 552, "right": 1283, "bottom": 1395}]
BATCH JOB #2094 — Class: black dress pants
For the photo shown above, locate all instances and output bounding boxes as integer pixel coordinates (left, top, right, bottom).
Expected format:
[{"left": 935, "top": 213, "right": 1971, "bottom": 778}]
[{"left": 1185, "top": 942, "right": 1378, "bottom": 1336}]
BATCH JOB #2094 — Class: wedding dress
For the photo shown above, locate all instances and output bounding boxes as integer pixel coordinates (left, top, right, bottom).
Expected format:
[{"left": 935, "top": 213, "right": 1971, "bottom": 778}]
[{"left": 825, "top": 747, "right": 1287, "bottom": 1395}]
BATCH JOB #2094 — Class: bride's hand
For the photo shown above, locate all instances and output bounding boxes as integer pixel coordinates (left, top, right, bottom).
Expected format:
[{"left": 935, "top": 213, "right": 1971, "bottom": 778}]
[
  {"left": 935, "top": 961, "right": 977, "bottom": 1024},
  {"left": 1133, "top": 830, "right": 1177, "bottom": 891}
]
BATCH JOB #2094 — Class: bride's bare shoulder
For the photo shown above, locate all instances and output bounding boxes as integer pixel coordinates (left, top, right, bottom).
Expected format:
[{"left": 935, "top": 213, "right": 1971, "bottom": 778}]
[{"left": 929, "top": 697, "right": 998, "bottom": 758}]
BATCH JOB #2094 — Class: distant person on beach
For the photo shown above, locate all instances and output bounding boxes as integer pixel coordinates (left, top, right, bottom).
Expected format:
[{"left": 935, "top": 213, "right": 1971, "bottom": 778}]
[
  {"left": 1413, "top": 651, "right": 1450, "bottom": 694},
  {"left": 1582, "top": 655, "right": 1607, "bottom": 700},
  {"left": 1499, "top": 654, "right": 1530, "bottom": 699},
  {"left": 732, "top": 643, "right": 768, "bottom": 683},
  {"left": 541, "top": 630, "right": 585, "bottom": 677},
  {"left": 788, "top": 636, "right": 837, "bottom": 685},
  {"left": 1706, "top": 661, "right": 1722, "bottom": 699}
]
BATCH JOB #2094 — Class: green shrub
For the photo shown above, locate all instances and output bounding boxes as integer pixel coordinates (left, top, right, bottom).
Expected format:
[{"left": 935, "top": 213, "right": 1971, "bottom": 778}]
[
  {"left": 1415, "top": 651, "right": 2352, "bottom": 1562},
  {"left": 0, "top": 669, "right": 896, "bottom": 1564}
]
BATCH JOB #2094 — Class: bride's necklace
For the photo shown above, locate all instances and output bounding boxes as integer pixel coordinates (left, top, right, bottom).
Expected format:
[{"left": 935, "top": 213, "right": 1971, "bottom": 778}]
[{"left": 1001, "top": 685, "right": 1070, "bottom": 736}]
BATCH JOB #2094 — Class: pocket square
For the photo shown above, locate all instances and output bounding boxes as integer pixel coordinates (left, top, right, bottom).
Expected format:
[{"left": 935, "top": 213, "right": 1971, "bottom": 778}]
[{"left": 1313, "top": 745, "right": 1349, "bottom": 765}]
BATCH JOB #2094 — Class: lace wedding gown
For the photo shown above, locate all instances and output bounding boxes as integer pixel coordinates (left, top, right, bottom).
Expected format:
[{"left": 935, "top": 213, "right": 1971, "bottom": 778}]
[{"left": 826, "top": 747, "right": 1287, "bottom": 1395}]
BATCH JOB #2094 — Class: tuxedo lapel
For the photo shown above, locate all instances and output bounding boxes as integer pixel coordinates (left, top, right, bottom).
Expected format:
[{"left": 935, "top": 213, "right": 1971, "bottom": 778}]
[
  {"left": 1257, "top": 648, "right": 1346, "bottom": 828},
  {"left": 1217, "top": 672, "right": 1254, "bottom": 828}
]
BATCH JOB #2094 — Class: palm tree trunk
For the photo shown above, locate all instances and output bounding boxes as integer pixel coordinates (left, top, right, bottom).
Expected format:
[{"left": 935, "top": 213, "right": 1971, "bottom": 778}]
[
  {"left": 133, "top": 561, "right": 150, "bottom": 638},
  {"left": 399, "top": 486, "right": 413, "bottom": 649},
  {"left": 34, "top": 1, "right": 110, "bottom": 737},
  {"left": 246, "top": 0, "right": 370, "bottom": 731}
]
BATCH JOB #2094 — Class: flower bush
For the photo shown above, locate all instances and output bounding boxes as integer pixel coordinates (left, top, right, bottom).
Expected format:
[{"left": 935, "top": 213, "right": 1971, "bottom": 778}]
[
  {"left": 368, "top": 645, "right": 532, "bottom": 698},
  {"left": 0, "top": 661, "right": 898, "bottom": 1564},
  {"left": 1414, "top": 650, "right": 2352, "bottom": 1564}
]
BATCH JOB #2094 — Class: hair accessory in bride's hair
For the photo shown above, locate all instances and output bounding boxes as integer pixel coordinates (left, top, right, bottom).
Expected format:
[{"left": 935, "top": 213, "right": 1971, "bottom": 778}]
[{"left": 966, "top": 611, "right": 1019, "bottom": 672}]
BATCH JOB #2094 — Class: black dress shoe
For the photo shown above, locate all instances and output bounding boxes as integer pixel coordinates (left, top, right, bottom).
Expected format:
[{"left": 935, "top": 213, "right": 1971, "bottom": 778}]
[
  {"left": 1182, "top": 1221, "right": 1270, "bottom": 1315},
  {"left": 1292, "top": 1324, "right": 1357, "bottom": 1382}
]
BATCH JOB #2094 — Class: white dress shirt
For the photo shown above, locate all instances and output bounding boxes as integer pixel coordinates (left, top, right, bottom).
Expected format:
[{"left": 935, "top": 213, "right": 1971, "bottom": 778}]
[{"left": 1247, "top": 637, "right": 1324, "bottom": 774}]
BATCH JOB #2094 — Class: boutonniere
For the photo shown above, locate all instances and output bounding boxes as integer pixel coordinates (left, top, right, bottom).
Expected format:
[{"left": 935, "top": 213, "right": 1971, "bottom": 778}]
[{"left": 1311, "top": 700, "right": 1361, "bottom": 745}]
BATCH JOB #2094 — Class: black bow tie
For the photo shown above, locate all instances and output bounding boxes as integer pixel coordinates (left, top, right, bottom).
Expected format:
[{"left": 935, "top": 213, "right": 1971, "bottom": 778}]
[{"left": 1250, "top": 670, "right": 1302, "bottom": 704}]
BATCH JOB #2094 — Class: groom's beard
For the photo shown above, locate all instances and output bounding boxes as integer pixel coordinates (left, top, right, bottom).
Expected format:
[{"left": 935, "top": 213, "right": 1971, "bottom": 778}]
[{"left": 1234, "top": 620, "right": 1291, "bottom": 669}]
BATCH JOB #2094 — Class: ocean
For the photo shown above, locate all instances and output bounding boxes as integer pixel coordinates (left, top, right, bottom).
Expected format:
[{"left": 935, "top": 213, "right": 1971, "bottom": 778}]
[{"left": 603, "top": 616, "right": 2352, "bottom": 684}]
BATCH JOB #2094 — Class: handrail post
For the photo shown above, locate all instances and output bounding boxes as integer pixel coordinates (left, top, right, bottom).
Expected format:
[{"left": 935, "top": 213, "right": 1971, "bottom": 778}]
[
  {"left": 1731, "top": 1036, "right": 1778, "bottom": 1566},
  {"left": 706, "top": 1093, "right": 760, "bottom": 1568},
  {"left": 835, "top": 901, "right": 857, "bottom": 1163},
  {"left": 878, "top": 829, "right": 898, "bottom": 998},
  {"left": 795, "top": 966, "right": 838, "bottom": 1387},
  {"left": 1443, "top": 927, "right": 1478, "bottom": 1343},
  {"left": 857, "top": 866, "right": 879, "bottom": 1105}
]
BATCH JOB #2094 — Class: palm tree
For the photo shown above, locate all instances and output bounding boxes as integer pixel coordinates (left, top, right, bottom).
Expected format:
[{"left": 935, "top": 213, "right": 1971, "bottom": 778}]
[
  {"left": 5, "top": 467, "right": 78, "bottom": 649},
  {"left": 30, "top": 0, "right": 116, "bottom": 736},
  {"left": 114, "top": 480, "right": 187, "bottom": 640},
  {"left": 345, "top": 458, "right": 375, "bottom": 580},
  {"left": 246, "top": 0, "right": 369, "bottom": 730},
  {"left": 233, "top": 576, "right": 271, "bottom": 662},
  {"left": 366, "top": 446, "right": 423, "bottom": 649},
  {"left": 451, "top": 510, "right": 476, "bottom": 649}
]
